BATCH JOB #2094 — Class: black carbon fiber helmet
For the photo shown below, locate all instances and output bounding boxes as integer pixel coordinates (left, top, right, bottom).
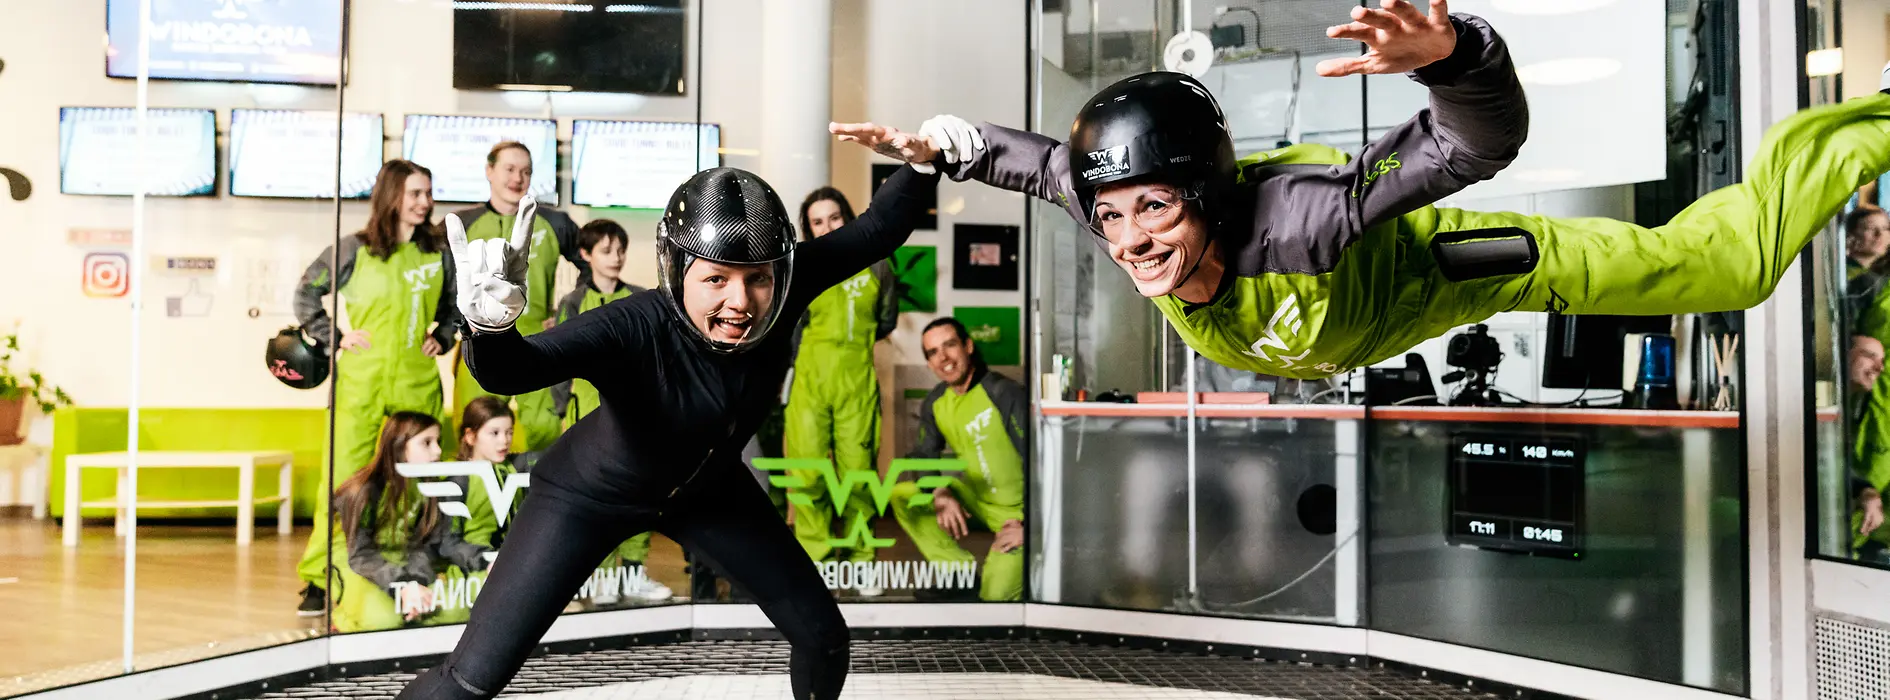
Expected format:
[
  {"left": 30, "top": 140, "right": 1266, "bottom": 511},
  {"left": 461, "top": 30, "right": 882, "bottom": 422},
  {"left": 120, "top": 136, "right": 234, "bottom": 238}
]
[
  {"left": 655, "top": 167, "right": 796, "bottom": 354},
  {"left": 1068, "top": 71, "right": 1237, "bottom": 228},
  {"left": 265, "top": 327, "right": 329, "bottom": 389}
]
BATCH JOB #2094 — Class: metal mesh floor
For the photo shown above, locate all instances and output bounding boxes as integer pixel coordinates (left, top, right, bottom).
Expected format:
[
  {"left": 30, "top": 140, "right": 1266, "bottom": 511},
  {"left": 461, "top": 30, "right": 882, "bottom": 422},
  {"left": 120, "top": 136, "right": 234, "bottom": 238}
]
[{"left": 248, "top": 639, "right": 1497, "bottom": 699}]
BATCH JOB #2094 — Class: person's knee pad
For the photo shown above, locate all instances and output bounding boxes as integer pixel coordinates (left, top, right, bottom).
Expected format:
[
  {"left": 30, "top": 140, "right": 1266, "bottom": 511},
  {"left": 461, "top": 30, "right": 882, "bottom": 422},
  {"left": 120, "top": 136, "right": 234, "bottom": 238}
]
[{"left": 1430, "top": 228, "right": 1539, "bottom": 281}]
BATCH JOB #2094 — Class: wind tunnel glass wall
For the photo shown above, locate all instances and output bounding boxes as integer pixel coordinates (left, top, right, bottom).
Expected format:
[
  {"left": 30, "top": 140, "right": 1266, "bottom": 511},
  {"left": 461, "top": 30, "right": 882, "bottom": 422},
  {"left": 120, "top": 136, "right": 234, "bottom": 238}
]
[
  {"left": 1030, "top": 0, "right": 1749, "bottom": 692},
  {"left": 1808, "top": 0, "right": 1890, "bottom": 574},
  {"left": 314, "top": 0, "right": 705, "bottom": 631},
  {"left": 5, "top": 0, "right": 351, "bottom": 695}
]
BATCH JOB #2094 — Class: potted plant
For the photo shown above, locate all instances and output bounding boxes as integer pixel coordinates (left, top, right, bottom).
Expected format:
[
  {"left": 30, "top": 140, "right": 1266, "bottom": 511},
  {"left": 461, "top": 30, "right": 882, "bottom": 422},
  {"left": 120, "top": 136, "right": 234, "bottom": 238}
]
[{"left": 0, "top": 333, "right": 72, "bottom": 446}]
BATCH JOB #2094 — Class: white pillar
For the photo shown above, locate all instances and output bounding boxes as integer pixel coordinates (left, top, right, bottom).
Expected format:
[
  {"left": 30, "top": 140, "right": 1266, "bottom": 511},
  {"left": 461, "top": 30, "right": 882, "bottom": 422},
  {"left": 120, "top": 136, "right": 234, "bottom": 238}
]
[{"left": 759, "top": 0, "right": 833, "bottom": 209}]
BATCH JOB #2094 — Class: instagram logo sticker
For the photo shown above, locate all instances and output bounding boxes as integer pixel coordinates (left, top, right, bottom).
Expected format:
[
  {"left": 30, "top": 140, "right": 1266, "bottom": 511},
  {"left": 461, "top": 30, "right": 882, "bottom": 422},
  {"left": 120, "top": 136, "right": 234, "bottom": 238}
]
[{"left": 83, "top": 252, "right": 130, "bottom": 298}]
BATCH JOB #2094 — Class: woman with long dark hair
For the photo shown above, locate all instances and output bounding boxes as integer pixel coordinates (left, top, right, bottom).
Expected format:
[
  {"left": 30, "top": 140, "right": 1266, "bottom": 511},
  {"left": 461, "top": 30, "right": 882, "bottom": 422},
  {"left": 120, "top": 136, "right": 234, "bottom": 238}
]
[
  {"left": 330, "top": 412, "right": 490, "bottom": 631},
  {"left": 394, "top": 135, "right": 941, "bottom": 698},
  {"left": 781, "top": 187, "right": 897, "bottom": 592},
  {"left": 292, "top": 159, "right": 460, "bottom": 615}
]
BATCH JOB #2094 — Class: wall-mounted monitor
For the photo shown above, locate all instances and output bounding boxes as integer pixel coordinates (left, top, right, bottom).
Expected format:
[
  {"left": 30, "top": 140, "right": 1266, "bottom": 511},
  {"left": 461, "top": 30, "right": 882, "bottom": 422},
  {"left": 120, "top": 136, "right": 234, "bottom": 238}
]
[
  {"left": 453, "top": 1, "right": 686, "bottom": 95},
  {"left": 229, "top": 110, "right": 384, "bottom": 200},
  {"left": 570, "top": 120, "right": 719, "bottom": 209},
  {"left": 402, "top": 115, "right": 559, "bottom": 205},
  {"left": 59, "top": 107, "right": 217, "bottom": 197},
  {"left": 105, "top": 0, "right": 345, "bottom": 86}
]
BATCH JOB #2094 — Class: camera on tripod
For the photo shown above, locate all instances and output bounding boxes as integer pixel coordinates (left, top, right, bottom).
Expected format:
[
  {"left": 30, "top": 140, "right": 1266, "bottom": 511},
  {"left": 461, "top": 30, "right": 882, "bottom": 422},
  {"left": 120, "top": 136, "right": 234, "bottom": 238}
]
[{"left": 1442, "top": 324, "right": 1504, "bottom": 406}]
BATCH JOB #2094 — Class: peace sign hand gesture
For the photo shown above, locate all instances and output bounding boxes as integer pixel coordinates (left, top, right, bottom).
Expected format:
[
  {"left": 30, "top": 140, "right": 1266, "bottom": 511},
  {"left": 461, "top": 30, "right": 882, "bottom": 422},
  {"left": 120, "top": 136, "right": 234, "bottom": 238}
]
[
  {"left": 1316, "top": 0, "right": 1457, "bottom": 78},
  {"left": 446, "top": 195, "right": 537, "bottom": 334}
]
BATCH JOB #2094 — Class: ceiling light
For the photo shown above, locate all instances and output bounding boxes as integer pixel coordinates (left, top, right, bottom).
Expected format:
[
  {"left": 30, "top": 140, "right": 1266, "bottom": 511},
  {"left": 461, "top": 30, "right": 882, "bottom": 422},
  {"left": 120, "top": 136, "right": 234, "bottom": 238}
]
[
  {"left": 1516, "top": 58, "right": 1621, "bottom": 86},
  {"left": 1806, "top": 48, "right": 1844, "bottom": 77}
]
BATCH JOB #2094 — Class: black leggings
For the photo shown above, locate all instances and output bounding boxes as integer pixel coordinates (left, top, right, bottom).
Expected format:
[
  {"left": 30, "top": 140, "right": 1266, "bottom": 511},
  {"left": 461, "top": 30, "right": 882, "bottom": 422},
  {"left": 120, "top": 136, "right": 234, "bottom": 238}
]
[{"left": 393, "top": 469, "right": 848, "bottom": 700}]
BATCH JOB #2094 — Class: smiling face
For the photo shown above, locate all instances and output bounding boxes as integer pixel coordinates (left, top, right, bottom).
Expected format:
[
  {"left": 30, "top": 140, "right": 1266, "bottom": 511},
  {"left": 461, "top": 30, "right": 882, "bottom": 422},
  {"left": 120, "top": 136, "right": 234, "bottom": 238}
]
[
  {"left": 806, "top": 199, "right": 846, "bottom": 238},
  {"left": 922, "top": 324, "right": 975, "bottom": 387},
  {"left": 399, "top": 173, "right": 433, "bottom": 229},
  {"left": 680, "top": 259, "right": 777, "bottom": 345},
  {"left": 1091, "top": 180, "right": 1211, "bottom": 298},
  {"left": 485, "top": 146, "right": 533, "bottom": 209}
]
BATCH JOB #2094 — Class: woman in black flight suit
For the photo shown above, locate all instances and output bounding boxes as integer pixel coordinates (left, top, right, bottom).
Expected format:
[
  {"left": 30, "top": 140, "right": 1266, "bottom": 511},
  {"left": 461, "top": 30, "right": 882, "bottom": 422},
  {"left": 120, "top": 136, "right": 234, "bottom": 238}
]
[{"left": 394, "top": 156, "right": 939, "bottom": 700}]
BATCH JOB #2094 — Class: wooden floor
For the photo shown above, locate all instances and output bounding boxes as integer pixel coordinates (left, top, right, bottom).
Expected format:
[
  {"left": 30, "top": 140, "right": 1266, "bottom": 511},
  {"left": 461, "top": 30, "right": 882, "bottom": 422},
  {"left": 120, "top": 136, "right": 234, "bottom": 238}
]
[{"left": 0, "top": 515, "right": 691, "bottom": 696}]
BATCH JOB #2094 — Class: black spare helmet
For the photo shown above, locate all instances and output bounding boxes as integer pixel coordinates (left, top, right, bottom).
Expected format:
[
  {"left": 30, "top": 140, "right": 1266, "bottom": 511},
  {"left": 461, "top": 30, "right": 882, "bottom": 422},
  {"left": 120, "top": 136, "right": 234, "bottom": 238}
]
[
  {"left": 1068, "top": 71, "right": 1236, "bottom": 231},
  {"left": 655, "top": 167, "right": 796, "bottom": 354},
  {"left": 265, "top": 327, "right": 329, "bottom": 389}
]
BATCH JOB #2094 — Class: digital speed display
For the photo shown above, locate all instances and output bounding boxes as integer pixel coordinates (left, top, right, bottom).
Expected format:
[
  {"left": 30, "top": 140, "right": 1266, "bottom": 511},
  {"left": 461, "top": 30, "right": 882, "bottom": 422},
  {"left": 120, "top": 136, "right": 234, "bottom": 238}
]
[{"left": 1446, "top": 432, "right": 1584, "bottom": 559}]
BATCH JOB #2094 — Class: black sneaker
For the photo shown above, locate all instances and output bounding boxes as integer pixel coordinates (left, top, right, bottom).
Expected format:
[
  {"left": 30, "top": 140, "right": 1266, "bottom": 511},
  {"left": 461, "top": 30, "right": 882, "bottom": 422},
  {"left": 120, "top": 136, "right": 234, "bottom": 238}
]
[{"left": 296, "top": 583, "right": 325, "bottom": 617}]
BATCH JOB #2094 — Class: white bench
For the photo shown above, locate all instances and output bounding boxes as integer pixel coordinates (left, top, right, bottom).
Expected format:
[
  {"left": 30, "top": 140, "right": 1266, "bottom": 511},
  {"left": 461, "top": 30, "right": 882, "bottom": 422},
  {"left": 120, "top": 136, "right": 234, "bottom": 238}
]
[{"left": 61, "top": 450, "right": 295, "bottom": 547}]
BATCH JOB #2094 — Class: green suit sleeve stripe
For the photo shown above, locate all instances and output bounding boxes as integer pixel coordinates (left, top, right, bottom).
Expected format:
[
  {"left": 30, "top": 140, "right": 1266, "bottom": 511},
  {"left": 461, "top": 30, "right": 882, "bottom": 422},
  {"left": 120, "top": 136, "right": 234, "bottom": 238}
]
[
  {"left": 905, "top": 384, "right": 950, "bottom": 461},
  {"left": 982, "top": 373, "right": 1032, "bottom": 460},
  {"left": 540, "top": 208, "right": 591, "bottom": 278}
]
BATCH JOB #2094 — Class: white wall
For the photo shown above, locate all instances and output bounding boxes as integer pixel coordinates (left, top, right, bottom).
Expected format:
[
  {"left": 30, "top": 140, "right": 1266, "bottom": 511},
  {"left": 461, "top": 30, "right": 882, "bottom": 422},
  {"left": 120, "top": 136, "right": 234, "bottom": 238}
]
[
  {"left": 0, "top": 0, "right": 1025, "bottom": 413},
  {"left": 1844, "top": 0, "right": 1889, "bottom": 100}
]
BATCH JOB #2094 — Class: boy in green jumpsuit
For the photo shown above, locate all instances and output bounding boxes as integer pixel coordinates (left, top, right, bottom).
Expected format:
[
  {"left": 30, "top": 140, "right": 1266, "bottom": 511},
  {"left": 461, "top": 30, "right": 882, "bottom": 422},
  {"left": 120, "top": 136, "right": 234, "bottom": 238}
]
[
  {"left": 783, "top": 188, "right": 899, "bottom": 587},
  {"left": 450, "top": 142, "right": 589, "bottom": 452},
  {"left": 890, "top": 318, "right": 1030, "bottom": 601},
  {"left": 547, "top": 220, "right": 672, "bottom": 604},
  {"left": 839, "top": 4, "right": 1890, "bottom": 382},
  {"left": 291, "top": 161, "right": 457, "bottom": 614}
]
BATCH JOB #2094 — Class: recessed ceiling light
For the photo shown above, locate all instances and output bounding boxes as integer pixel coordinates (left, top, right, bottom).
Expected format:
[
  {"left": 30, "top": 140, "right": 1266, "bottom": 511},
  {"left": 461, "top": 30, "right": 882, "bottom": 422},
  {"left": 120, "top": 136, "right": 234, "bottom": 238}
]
[
  {"left": 1492, "top": 0, "right": 1619, "bottom": 15},
  {"left": 1516, "top": 58, "right": 1622, "bottom": 86}
]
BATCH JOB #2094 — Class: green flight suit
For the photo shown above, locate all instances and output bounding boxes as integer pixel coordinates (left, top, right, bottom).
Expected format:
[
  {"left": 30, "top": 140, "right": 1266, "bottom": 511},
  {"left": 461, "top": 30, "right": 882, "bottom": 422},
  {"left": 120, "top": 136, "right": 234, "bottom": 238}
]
[{"left": 889, "top": 368, "right": 1030, "bottom": 601}]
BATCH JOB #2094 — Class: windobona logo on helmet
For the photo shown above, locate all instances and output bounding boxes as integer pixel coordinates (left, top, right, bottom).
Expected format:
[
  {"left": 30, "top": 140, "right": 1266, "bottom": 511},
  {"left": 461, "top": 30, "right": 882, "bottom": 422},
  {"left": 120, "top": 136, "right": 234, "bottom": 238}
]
[{"left": 1081, "top": 145, "right": 1131, "bottom": 181}]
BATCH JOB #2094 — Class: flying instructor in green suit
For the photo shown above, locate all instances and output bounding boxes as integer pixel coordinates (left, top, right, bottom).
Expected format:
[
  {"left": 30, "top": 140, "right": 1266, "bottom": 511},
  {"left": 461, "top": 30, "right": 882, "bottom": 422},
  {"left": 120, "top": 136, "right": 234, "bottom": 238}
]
[
  {"left": 784, "top": 187, "right": 898, "bottom": 595},
  {"left": 449, "top": 141, "right": 589, "bottom": 452},
  {"left": 836, "top": 0, "right": 1890, "bottom": 383},
  {"left": 889, "top": 317, "right": 1029, "bottom": 602}
]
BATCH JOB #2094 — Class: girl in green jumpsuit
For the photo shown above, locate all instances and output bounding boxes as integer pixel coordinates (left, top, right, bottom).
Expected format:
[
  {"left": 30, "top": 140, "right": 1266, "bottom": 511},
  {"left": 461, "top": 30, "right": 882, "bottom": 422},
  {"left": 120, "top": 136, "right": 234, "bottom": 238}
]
[
  {"left": 783, "top": 188, "right": 899, "bottom": 587},
  {"left": 840, "top": 6, "right": 1890, "bottom": 381},
  {"left": 330, "top": 412, "right": 493, "bottom": 632},
  {"left": 449, "top": 142, "right": 590, "bottom": 453},
  {"left": 548, "top": 220, "right": 672, "bottom": 604},
  {"left": 294, "top": 160, "right": 458, "bottom": 613}
]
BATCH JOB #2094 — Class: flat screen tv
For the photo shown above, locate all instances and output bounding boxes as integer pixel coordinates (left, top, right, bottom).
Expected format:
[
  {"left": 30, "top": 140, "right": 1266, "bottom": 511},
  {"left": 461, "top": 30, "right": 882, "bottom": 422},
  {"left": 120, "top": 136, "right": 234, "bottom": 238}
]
[
  {"left": 105, "top": 0, "right": 345, "bottom": 86},
  {"left": 230, "top": 109, "right": 385, "bottom": 199},
  {"left": 570, "top": 120, "right": 719, "bottom": 209},
  {"left": 59, "top": 107, "right": 218, "bottom": 197},
  {"left": 453, "top": 1, "right": 687, "bottom": 94},
  {"left": 402, "top": 115, "right": 559, "bottom": 205}
]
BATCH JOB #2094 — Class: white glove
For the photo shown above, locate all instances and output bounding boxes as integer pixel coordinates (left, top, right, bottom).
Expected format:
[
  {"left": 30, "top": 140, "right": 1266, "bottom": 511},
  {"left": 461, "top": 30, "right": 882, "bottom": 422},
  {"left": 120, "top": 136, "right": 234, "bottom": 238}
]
[
  {"left": 914, "top": 114, "right": 985, "bottom": 175},
  {"left": 446, "top": 195, "right": 537, "bottom": 334}
]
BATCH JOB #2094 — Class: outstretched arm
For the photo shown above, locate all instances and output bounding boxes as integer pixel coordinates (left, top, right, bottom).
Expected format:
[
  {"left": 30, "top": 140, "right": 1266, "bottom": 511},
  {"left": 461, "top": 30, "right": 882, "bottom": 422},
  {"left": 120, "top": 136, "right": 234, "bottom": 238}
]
[
  {"left": 461, "top": 302, "right": 639, "bottom": 396},
  {"left": 1317, "top": 4, "right": 1528, "bottom": 227},
  {"left": 791, "top": 162, "right": 943, "bottom": 297},
  {"left": 449, "top": 195, "right": 642, "bottom": 395}
]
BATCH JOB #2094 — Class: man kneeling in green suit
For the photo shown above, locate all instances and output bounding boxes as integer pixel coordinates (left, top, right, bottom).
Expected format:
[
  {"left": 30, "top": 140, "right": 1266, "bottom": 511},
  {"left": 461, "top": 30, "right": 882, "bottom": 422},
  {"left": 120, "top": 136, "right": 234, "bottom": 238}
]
[{"left": 890, "top": 317, "right": 1029, "bottom": 601}]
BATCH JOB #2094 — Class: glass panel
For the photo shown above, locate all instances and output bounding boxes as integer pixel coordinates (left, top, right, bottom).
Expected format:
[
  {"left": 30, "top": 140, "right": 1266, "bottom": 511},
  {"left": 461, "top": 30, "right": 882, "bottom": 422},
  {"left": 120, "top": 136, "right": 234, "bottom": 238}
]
[
  {"left": 1368, "top": 417, "right": 1747, "bottom": 692},
  {"left": 1, "top": 11, "right": 139, "bottom": 685},
  {"left": 115, "top": 0, "right": 345, "bottom": 674},
  {"left": 1812, "top": 0, "right": 1890, "bottom": 570},
  {"left": 1361, "top": 2, "right": 1749, "bottom": 694},
  {"left": 316, "top": 0, "right": 702, "bottom": 633}
]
